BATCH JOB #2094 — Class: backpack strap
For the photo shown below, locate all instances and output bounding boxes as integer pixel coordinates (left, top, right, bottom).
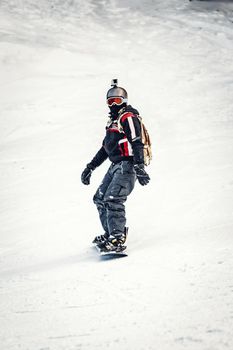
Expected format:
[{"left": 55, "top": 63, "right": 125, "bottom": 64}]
[
  {"left": 118, "top": 111, "right": 138, "bottom": 133},
  {"left": 118, "top": 111, "right": 152, "bottom": 165}
]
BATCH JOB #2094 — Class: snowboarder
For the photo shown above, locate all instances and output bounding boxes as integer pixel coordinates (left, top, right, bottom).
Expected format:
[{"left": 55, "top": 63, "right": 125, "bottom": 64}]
[{"left": 81, "top": 79, "right": 150, "bottom": 252}]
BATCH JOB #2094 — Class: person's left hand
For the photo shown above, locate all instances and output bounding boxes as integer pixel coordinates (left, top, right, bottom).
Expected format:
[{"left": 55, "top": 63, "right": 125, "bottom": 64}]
[{"left": 134, "top": 163, "right": 150, "bottom": 186}]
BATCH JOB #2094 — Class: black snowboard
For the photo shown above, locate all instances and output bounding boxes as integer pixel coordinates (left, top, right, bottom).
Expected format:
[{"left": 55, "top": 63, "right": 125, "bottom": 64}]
[{"left": 95, "top": 244, "right": 127, "bottom": 258}]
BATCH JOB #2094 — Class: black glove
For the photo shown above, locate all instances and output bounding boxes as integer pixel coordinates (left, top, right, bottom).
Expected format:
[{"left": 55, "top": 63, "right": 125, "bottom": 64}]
[
  {"left": 81, "top": 165, "right": 93, "bottom": 185},
  {"left": 134, "top": 163, "right": 150, "bottom": 186}
]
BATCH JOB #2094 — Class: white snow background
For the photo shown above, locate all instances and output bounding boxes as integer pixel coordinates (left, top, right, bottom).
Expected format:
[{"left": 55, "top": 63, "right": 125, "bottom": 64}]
[{"left": 0, "top": 0, "right": 233, "bottom": 349}]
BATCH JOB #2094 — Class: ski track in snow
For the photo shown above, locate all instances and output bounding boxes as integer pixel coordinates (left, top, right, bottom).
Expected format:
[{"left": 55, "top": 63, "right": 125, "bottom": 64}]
[{"left": 0, "top": 0, "right": 233, "bottom": 349}]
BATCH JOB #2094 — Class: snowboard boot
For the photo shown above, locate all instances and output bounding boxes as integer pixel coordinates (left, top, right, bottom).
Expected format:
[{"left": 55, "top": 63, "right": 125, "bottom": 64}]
[
  {"left": 101, "top": 227, "right": 128, "bottom": 252},
  {"left": 92, "top": 232, "right": 109, "bottom": 245}
]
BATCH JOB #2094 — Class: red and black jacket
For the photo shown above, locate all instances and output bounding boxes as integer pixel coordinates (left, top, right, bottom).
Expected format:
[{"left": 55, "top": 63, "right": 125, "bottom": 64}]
[{"left": 87, "top": 105, "right": 144, "bottom": 169}]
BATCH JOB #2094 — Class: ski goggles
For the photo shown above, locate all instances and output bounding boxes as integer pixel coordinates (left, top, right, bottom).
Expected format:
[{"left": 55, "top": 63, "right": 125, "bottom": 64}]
[{"left": 107, "top": 97, "right": 127, "bottom": 106}]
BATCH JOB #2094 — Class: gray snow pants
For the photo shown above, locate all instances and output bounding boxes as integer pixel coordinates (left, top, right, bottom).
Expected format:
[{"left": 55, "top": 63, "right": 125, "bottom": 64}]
[{"left": 93, "top": 161, "right": 136, "bottom": 236}]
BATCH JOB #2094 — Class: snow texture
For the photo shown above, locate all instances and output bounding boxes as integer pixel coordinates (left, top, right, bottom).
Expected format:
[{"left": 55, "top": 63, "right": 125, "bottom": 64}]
[{"left": 0, "top": 0, "right": 233, "bottom": 349}]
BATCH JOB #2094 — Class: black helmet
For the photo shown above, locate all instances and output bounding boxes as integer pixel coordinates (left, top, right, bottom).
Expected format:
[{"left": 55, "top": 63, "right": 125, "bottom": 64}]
[{"left": 106, "top": 79, "right": 128, "bottom": 101}]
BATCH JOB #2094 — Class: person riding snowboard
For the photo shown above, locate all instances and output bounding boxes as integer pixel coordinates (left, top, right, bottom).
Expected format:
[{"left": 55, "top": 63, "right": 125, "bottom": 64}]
[{"left": 81, "top": 79, "right": 150, "bottom": 252}]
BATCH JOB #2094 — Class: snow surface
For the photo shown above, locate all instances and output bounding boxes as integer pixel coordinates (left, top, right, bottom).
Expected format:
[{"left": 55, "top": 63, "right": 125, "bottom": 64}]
[{"left": 0, "top": 0, "right": 233, "bottom": 349}]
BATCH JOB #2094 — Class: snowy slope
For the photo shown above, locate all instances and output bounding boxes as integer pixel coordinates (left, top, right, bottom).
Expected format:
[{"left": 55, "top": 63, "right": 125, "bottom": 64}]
[{"left": 0, "top": 1, "right": 233, "bottom": 349}]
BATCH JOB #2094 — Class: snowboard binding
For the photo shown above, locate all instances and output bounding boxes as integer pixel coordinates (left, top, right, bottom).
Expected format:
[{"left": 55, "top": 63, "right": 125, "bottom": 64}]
[{"left": 93, "top": 227, "right": 128, "bottom": 255}]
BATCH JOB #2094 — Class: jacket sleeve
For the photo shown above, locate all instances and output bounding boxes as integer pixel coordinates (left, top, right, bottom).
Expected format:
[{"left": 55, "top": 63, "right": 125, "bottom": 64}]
[
  {"left": 87, "top": 146, "right": 108, "bottom": 170},
  {"left": 121, "top": 114, "right": 144, "bottom": 164}
]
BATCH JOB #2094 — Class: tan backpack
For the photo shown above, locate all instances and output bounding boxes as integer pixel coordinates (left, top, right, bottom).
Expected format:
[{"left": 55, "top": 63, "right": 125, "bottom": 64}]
[{"left": 138, "top": 116, "right": 152, "bottom": 166}]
